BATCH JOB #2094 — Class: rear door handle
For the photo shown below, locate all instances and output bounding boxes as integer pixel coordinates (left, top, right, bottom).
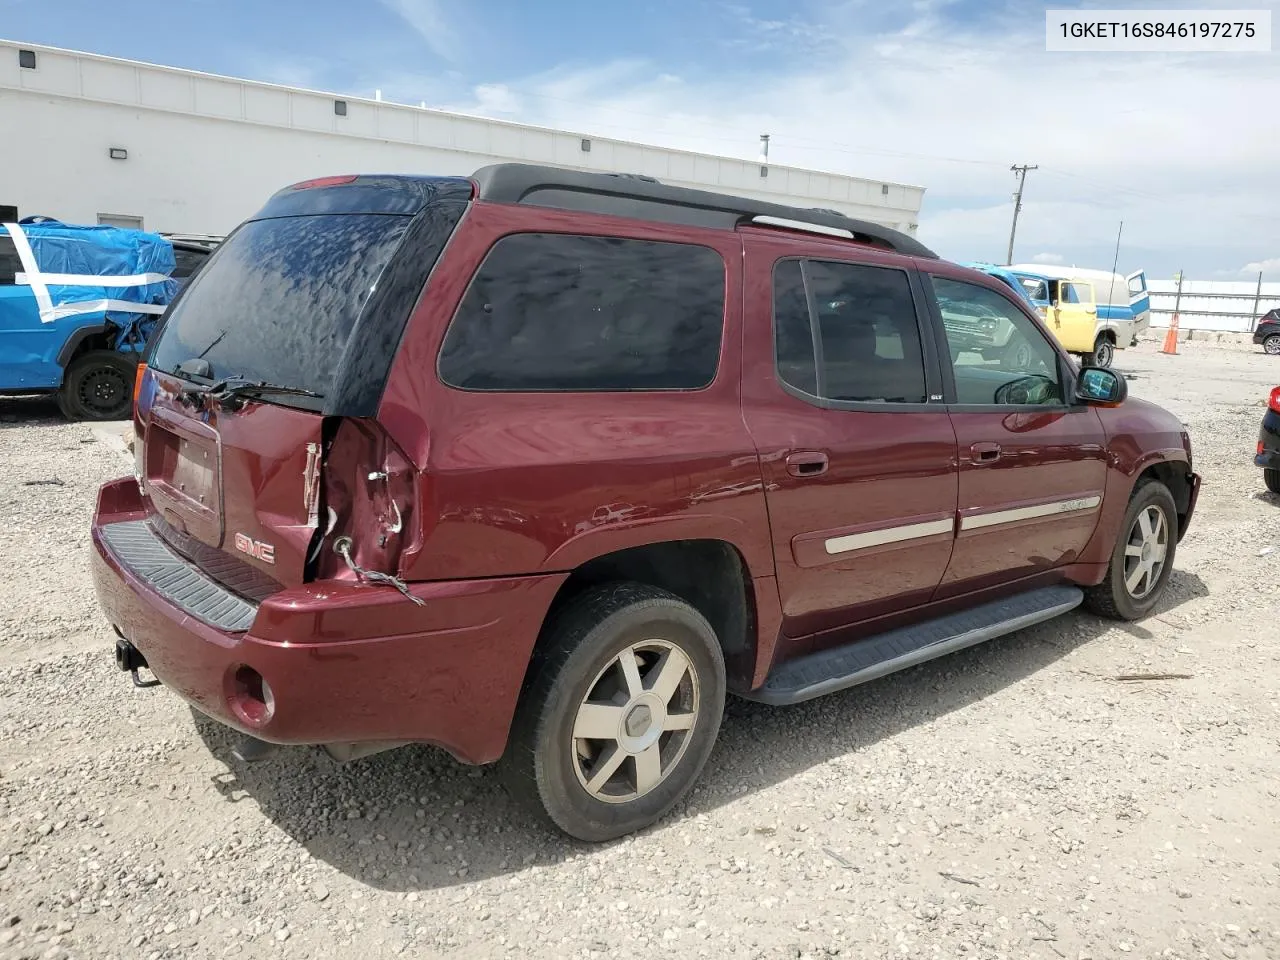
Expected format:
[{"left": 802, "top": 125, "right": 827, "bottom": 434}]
[
  {"left": 785, "top": 451, "right": 829, "bottom": 478},
  {"left": 971, "top": 442, "right": 1001, "bottom": 464}
]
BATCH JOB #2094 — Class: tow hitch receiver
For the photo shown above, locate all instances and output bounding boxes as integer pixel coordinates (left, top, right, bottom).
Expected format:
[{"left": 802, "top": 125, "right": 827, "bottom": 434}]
[{"left": 114, "top": 636, "right": 160, "bottom": 688}]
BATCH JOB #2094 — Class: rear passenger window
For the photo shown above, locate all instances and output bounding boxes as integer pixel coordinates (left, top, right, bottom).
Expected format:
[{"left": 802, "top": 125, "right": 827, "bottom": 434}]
[
  {"left": 773, "top": 258, "right": 928, "bottom": 404},
  {"left": 0, "top": 236, "right": 21, "bottom": 285},
  {"left": 439, "top": 233, "right": 725, "bottom": 391}
]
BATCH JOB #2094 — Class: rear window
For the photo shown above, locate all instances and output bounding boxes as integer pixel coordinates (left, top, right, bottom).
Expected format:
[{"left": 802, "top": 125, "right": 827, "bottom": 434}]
[
  {"left": 170, "top": 246, "right": 209, "bottom": 281},
  {"left": 0, "top": 236, "right": 20, "bottom": 285},
  {"left": 150, "top": 214, "right": 411, "bottom": 397},
  {"left": 438, "top": 233, "right": 725, "bottom": 391}
]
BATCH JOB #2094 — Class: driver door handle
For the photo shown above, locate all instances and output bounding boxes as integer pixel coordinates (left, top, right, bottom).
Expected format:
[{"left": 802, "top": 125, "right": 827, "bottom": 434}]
[{"left": 971, "top": 442, "right": 1001, "bottom": 463}]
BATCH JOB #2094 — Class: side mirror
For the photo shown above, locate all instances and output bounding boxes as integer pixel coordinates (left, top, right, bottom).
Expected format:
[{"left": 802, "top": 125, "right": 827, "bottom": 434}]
[{"left": 1075, "top": 367, "right": 1127, "bottom": 405}]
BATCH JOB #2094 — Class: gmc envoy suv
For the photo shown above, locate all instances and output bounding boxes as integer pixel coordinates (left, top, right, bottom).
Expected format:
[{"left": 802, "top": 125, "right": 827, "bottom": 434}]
[{"left": 92, "top": 164, "right": 1200, "bottom": 841}]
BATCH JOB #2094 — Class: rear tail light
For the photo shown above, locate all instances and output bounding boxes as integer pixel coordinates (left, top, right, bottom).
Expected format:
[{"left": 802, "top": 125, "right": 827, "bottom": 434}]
[
  {"left": 310, "top": 418, "right": 418, "bottom": 583},
  {"left": 1269, "top": 386, "right": 1280, "bottom": 414}
]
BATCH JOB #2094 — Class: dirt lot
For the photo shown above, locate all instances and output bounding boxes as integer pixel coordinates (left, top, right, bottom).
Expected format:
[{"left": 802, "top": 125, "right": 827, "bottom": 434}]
[{"left": 1, "top": 339, "right": 1278, "bottom": 960}]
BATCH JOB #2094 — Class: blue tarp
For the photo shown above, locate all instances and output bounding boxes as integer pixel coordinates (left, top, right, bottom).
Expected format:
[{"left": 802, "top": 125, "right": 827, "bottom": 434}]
[
  {"left": 12, "top": 218, "right": 178, "bottom": 329},
  {"left": 0, "top": 219, "right": 179, "bottom": 390}
]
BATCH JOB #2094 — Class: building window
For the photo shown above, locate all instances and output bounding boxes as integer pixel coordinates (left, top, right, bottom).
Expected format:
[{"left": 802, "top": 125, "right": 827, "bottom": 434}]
[
  {"left": 98, "top": 214, "right": 144, "bottom": 231},
  {"left": 881, "top": 184, "right": 890, "bottom": 195},
  {"left": 19, "top": 49, "right": 37, "bottom": 70},
  {"left": 334, "top": 99, "right": 348, "bottom": 117},
  {"left": 760, "top": 165, "right": 768, "bottom": 178},
  {"left": 581, "top": 138, "right": 591, "bottom": 152}
]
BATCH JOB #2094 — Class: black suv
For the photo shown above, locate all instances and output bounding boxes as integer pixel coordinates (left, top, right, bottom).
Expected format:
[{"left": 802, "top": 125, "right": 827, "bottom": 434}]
[{"left": 1254, "top": 309, "right": 1280, "bottom": 356}]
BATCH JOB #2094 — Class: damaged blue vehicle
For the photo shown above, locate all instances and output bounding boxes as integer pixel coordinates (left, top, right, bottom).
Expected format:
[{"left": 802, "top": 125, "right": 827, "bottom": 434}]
[{"left": 1, "top": 218, "right": 179, "bottom": 420}]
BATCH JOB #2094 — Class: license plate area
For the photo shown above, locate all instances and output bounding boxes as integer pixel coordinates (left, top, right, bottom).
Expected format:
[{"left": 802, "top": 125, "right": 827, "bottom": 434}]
[{"left": 144, "top": 407, "right": 223, "bottom": 546}]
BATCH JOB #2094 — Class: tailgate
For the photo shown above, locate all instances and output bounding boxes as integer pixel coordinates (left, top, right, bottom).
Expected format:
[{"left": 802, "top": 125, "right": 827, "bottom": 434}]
[{"left": 141, "top": 378, "right": 322, "bottom": 586}]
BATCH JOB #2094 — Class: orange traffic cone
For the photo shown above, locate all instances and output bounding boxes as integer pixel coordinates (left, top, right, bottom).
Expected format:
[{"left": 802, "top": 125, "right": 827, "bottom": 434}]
[
  {"left": 1162, "top": 272, "right": 1183, "bottom": 355},
  {"left": 1161, "top": 311, "right": 1180, "bottom": 355}
]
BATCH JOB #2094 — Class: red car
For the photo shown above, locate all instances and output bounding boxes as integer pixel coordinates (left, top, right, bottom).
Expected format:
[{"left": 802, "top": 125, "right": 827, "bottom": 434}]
[{"left": 92, "top": 166, "right": 1200, "bottom": 841}]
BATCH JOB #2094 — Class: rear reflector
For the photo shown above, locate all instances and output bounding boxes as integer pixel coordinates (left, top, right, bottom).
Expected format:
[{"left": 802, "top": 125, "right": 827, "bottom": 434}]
[
  {"left": 1269, "top": 386, "right": 1280, "bottom": 413},
  {"left": 290, "top": 175, "right": 358, "bottom": 191},
  {"left": 132, "top": 362, "right": 147, "bottom": 423}
]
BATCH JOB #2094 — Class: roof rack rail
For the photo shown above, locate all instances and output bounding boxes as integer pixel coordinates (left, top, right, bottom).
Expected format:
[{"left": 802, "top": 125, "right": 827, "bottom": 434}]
[
  {"left": 470, "top": 162, "right": 936, "bottom": 258},
  {"left": 750, "top": 215, "right": 854, "bottom": 240}
]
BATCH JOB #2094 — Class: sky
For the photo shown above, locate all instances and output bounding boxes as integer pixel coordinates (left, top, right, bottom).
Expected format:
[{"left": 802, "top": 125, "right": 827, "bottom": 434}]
[{"left": 3, "top": 0, "right": 1279, "bottom": 279}]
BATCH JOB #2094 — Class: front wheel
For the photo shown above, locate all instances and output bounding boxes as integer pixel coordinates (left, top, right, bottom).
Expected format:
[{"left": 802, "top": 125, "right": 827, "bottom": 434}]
[
  {"left": 1263, "top": 334, "right": 1280, "bottom": 356},
  {"left": 1087, "top": 335, "right": 1115, "bottom": 368},
  {"left": 1085, "top": 480, "right": 1178, "bottom": 621},
  {"left": 1001, "top": 336, "right": 1033, "bottom": 371},
  {"left": 501, "top": 583, "right": 726, "bottom": 842},
  {"left": 57, "top": 350, "right": 137, "bottom": 421}
]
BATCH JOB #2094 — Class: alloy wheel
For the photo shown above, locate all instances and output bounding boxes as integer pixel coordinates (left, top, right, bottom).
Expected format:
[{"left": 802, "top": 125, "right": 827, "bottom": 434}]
[
  {"left": 1122, "top": 504, "right": 1168, "bottom": 600},
  {"left": 570, "top": 640, "right": 700, "bottom": 804}
]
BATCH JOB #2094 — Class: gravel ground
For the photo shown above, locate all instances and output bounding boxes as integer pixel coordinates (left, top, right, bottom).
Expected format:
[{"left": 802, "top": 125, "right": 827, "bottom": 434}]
[{"left": 2, "top": 340, "right": 1278, "bottom": 960}]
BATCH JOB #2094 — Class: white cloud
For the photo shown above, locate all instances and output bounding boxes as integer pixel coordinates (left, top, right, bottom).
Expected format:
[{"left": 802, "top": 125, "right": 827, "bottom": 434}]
[
  {"left": 378, "top": 0, "right": 458, "bottom": 63},
  {"left": 426, "top": 0, "right": 1279, "bottom": 276},
  {"left": 1032, "top": 253, "right": 1065, "bottom": 265},
  {"left": 1241, "top": 258, "right": 1280, "bottom": 277},
  {"left": 471, "top": 83, "right": 521, "bottom": 116}
]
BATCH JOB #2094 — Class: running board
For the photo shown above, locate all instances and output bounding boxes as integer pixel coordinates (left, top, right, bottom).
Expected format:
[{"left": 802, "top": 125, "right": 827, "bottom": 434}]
[{"left": 745, "top": 585, "right": 1083, "bottom": 706}]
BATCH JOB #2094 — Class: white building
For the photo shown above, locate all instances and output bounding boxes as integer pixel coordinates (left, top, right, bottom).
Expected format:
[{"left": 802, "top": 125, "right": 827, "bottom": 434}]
[{"left": 0, "top": 40, "right": 926, "bottom": 238}]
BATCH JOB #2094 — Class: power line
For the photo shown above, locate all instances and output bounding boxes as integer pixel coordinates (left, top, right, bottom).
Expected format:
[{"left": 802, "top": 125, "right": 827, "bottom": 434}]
[{"left": 433, "top": 92, "right": 1275, "bottom": 226}]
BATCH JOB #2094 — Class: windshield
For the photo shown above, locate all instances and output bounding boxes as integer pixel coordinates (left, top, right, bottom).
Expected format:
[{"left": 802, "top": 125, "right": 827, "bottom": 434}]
[
  {"left": 150, "top": 213, "right": 412, "bottom": 398},
  {"left": 1018, "top": 277, "right": 1049, "bottom": 301}
]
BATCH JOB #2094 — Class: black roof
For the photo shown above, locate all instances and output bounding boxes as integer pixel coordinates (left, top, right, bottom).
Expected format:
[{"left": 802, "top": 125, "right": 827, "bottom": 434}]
[{"left": 471, "top": 163, "right": 935, "bottom": 259}]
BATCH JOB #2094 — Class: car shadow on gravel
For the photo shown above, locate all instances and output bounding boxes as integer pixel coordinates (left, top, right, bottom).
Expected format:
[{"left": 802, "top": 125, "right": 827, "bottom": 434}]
[
  {"left": 0, "top": 394, "right": 63, "bottom": 425},
  {"left": 191, "top": 568, "right": 1208, "bottom": 895}
]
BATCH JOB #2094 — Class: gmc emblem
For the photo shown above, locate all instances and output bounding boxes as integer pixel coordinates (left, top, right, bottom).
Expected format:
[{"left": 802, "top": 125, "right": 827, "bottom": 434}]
[{"left": 234, "top": 533, "right": 276, "bottom": 565}]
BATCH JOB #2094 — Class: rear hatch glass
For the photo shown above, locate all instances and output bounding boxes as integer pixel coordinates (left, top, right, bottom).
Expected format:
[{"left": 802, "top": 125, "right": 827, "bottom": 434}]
[{"left": 150, "top": 213, "right": 412, "bottom": 402}]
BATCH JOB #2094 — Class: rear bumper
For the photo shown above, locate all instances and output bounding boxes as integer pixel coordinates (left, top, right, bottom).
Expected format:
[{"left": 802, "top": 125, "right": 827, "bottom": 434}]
[{"left": 90, "top": 477, "right": 565, "bottom": 764}]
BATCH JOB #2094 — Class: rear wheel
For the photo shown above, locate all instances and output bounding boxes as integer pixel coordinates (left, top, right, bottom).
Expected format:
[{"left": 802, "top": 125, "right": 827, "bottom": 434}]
[
  {"left": 1264, "top": 334, "right": 1280, "bottom": 356},
  {"left": 501, "top": 583, "right": 726, "bottom": 842},
  {"left": 1265, "top": 468, "right": 1280, "bottom": 495},
  {"left": 1085, "top": 480, "right": 1177, "bottom": 621},
  {"left": 57, "top": 350, "right": 137, "bottom": 421}
]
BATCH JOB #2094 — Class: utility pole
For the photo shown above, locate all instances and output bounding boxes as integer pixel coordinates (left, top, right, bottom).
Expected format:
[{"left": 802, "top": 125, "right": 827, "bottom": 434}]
[{"left": 1006, "top": 164, "right": 1038, "bottom": 264}]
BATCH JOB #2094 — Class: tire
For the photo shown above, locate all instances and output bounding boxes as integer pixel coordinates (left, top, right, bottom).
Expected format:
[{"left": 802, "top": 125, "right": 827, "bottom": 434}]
[
  {"left": 500, "top": 582, "right": 726, "bottom": 842},
  {"left": 1263, "top": 334, "right": 1280, "bottom": 356},
  {"left": 1265, "top": 468, "right": 1280, "bottom": 495},
  {"left": 1001, "top": 336, "right": 1033, "bottom": 371},
  {"left": 57, "top": 350, "right": 137, "bottom": 421},
  {"left": 1089, "top": 335, "right": 1115, "bottom": 368},
  {"left": 1084, "top": 480, "right": 1178, "bottom": 621}
]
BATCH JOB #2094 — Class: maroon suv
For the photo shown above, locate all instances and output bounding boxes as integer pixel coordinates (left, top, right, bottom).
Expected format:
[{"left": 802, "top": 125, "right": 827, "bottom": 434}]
[{"left": 91, "top": 165, "right": 1200, "bottom": 841}]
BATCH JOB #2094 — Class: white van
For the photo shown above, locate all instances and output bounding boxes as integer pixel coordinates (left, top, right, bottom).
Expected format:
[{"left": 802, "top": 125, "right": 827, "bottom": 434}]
[{"left": 1009, "top": 264, "right": 1150, "bottom": 345}]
